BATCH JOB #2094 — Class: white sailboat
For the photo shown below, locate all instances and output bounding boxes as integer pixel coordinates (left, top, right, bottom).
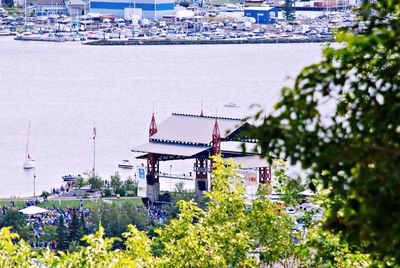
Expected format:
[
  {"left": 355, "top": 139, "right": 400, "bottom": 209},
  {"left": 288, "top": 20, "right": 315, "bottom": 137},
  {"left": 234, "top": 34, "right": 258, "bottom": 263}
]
[{"left": 23, "top": 123, "right": 35, "bottom": 169}]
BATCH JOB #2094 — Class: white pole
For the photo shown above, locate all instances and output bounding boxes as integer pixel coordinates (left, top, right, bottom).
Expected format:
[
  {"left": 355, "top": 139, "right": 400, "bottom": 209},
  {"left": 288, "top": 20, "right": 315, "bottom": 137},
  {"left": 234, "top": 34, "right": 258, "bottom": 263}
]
[
  {"left": 33, "top": 174, "right": 36, "bottom": 197},
  {"left": 93, "top": 135, "right": 96, "bottom": 176},
  {"left": 24, "top": 0, "right": 27, "bottom": 25},
  {"left": 93, "top": 125, "right": 96, "bottom": 177}
]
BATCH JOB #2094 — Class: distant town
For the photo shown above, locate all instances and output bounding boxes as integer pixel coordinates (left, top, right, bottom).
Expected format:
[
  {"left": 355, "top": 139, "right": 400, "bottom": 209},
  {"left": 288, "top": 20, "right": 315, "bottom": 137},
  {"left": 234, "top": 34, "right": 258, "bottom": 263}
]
[{"left": 0, "top": 0, "right": 360, "bottom": 44}]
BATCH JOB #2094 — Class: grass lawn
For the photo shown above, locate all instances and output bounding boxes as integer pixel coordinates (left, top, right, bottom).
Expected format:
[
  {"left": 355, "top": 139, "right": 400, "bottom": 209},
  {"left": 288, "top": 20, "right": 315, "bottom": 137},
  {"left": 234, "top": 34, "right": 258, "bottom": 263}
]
[{"left": 0, "top": 197, "right": 142, "bottom": 209}]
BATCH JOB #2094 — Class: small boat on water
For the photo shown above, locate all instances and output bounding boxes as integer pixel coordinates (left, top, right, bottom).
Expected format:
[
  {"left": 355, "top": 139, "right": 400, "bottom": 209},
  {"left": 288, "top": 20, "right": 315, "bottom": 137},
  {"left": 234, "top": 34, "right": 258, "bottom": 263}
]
[
  {"left": 23, "top": 123, "right": 35, "bottom": 169},
  {"left": 118, "top": 160, "right": 134, "bottom": 169},
  {"left": 224, "top": 102, "right": 240, "bottom": 108},
  {"left": 23, "top": 154, "right": 35, "bottom": 169},
  {"left": 62, "top": 174, "right": 83, "bottom": 182}
]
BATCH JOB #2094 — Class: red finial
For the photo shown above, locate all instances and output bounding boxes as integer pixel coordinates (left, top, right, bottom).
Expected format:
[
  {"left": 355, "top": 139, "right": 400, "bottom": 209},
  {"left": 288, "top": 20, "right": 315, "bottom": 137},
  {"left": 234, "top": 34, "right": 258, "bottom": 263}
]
[
  {"left": 149, "top": 113, "right": 157, "bottom": 140},
  {"left": 212, "top": 118, "right": 221, "bottom": 155}
]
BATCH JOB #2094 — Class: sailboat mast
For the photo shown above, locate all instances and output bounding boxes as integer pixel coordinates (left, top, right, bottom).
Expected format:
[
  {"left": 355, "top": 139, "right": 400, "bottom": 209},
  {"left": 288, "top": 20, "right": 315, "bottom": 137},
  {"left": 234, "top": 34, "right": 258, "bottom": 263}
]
[{"left": 26, "top": 122, "right": 30, "bottom": 158}]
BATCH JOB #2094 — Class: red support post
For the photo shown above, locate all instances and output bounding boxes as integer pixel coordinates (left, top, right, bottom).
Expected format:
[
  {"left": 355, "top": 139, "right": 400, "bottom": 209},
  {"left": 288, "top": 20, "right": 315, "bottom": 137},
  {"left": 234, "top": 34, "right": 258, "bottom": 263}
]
[
  {"left": 259, "top": 166, "right": 272, "bottom": 184},
  {"left": 147, "top": 113, "right": 159, "bottom": 187},
  {"left": 212, "top": 118, "right": 221, "bottom": 156}
]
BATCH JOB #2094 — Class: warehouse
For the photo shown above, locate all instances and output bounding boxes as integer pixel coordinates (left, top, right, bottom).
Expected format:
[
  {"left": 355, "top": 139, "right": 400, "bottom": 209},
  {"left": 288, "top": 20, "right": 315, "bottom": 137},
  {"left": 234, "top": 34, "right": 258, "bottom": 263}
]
[
  {"left": 244, "top": 6, "right": 279, "bottom": 24},
  {"left": 90, "top": 0, "right": 175, "bottom": 20}
]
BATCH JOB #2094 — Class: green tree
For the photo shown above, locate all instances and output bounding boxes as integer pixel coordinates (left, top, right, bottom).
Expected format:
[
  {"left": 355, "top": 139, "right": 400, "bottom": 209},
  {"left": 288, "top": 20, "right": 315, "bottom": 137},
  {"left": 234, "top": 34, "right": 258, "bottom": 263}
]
[
  {"left": 41, "top": 191, "right": 50, "bottom": 198},
  {"left": 103, "top": 188, "right": 112, "bottom": 197},
  {"left": 89, "top": 201, "right": 147, "bottom": 238},
  {"left": 125, "top": 176, "right": 138, "bottom": 195},
  {"left": 115, "top": 186, "right": 126, "bottom": 197},
  {"left": 283, "top": 0, "right": 295, "bottom": 21},
  {"left": 88, "top": 176, "right": 103, "bottom": 191},
  {"left": 56, "top": 215, "right": 68, "bottom": 250},
  {"left": 4, "top": 0, "right": 14, "bottom": 7},
  {"left": 110, "top": 172, "right": 122, "bottom": 191},
  {"left": 164, "top": 182, "right": 195, "bottom": 221},
  {"left": 122, "top": 202, "right": 147, "bottom": 231},
  {"left": 0, "top": 228, "right": 32, "bottom": 267},
  {"left": 80, "top": 212, "right": 87, "bottom": 238},
  {"left": 272, "top": 159, "right": 304, "bottom": 207},
  {"left": 0, "top": 209, "right": 30, "bottom": 241},
  {"left": 247, "top": 0, "right": 400, "bottom": 262},
  {"left": 68, "top": 209, "right": 84, "bottom": 243},
  {"left": 75, "top": 177, "right": 88, "bottom": 189}
]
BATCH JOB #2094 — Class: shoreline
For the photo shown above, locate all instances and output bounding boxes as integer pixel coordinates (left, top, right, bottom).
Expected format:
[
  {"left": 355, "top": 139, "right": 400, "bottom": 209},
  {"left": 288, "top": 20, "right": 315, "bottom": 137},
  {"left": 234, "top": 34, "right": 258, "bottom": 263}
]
[{"left": 83, "top": 36, "right": 333, "bottom": 46}]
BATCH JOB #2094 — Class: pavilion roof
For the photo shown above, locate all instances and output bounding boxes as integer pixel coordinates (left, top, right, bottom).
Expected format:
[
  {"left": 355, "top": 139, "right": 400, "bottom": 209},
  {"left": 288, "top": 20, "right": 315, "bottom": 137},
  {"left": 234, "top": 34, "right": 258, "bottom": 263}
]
[{"left": 149, "top": 113, "right": 249, "bottom": 145}]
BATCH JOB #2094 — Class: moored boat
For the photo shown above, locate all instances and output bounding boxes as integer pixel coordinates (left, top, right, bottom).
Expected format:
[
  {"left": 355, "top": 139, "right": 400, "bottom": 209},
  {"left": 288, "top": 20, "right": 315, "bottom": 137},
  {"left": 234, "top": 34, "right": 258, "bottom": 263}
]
[
  {"left": 62, "top": 174, "right": 83, "bottom": 182},
  {"left": 224, "top": 102, "right": 240, "bottom": 108},
  {"left": 23, "top": 123, "right": 35, "bottom": 169},
  {"left": 118, "top": 160, "right": 134, "bottom": 169}
]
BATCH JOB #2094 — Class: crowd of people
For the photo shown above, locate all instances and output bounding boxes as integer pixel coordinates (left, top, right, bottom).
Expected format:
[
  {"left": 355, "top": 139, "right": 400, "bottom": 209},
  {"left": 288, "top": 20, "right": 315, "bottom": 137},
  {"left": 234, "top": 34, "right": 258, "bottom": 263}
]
[
  {"left": 1, "top": 196, "right": 171, "bottom": 249},
  {"left": 146, "top": 204, "right": 167, "bottom": 224}
]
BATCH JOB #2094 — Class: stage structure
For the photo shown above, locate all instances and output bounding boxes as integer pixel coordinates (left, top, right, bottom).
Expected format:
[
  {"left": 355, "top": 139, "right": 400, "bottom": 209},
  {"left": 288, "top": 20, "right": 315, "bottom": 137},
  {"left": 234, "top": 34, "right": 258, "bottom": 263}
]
[{"left": 132, "top": 112, "right": 272, "bottom": 201}]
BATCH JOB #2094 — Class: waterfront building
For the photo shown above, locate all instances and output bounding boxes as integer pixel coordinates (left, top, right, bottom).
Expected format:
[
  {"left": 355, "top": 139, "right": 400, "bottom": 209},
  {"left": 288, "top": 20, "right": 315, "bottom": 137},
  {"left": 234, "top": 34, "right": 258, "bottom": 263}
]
[
  {"left": 27, "top": 0, "right": 68, "bottom": 16},
  {"left": 66, "top": 0, "right": 88, "bottom": 16},
  {"left": 89, "top": 0, "right": 175, "bottom": 20},
  {"left": 244, "top": 6, "right": 278, "bottom": 24}
]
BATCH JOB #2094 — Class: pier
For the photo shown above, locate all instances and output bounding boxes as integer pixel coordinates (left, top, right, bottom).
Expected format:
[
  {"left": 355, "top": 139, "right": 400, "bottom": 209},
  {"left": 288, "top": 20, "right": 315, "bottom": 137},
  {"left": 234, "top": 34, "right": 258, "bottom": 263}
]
[{"left": 83, "top": 36, "right": 333, "bottom": 46}]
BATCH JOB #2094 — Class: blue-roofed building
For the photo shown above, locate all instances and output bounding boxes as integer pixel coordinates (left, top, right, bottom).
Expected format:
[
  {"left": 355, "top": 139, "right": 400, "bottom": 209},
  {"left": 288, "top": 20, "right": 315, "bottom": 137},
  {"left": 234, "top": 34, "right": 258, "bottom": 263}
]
[
  {"left": 244, "top": 6, "right": 278, "bottom": 24},
  {"left": 90, "top": 0, "right": 175, "bottom": 20}
]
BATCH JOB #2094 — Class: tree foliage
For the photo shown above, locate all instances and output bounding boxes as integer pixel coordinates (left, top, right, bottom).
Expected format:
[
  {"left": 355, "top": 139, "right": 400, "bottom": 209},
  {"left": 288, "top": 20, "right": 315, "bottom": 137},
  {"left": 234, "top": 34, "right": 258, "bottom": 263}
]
[
  {"left": 125, "top": 176, "right": 138, "bottom": 194},
  {"left": 272, "top": 159, "right": 304, "bottom": 207},
  {"left": 88, "top": 176, "right": 103, "bottom": 191},
  {"left": 68, "top": 209, "right": 84, "bottom": 245},
  {"left": 283, "top": 0, "right": 295, "bottom": 21},
  {"left": 110, "top": 173, "right": 122, "bottom": 191},
  {"left": 0, "top": 209, "right": 31, "bottom": 241},
  {"left": 89, "top": 201, "right": 147, "bottom": 238},
  {"left": 247, "top": 0, "right": 400, "bottom": 262},
  {"left": 3, "top": 0, "right": 14, "bottom": 7},
  {"left": 75, "top": 177, "right": 88, "bottom": 189},
  {"left": 56, "top": 215, "right": 69, "bottom": 251}
]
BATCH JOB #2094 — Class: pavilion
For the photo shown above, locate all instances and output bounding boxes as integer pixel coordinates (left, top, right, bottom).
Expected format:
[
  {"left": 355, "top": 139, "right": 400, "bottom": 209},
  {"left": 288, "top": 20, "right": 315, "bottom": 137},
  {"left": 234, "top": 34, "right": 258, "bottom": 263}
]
[{"left": 132, "top": 112, "right": 271, "bottom": 201}]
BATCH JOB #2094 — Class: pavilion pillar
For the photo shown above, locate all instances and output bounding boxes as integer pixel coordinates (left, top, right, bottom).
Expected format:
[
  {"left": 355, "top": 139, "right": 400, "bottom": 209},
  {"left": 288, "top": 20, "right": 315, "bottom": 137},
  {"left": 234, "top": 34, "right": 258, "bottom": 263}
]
[
  {"left": 146, "top": 154, "right": 159, "bottom": 201},
  {"left": 259, "top": 166, "right": 272, "bottom": 184},
  {"left": 146, "top": 112, "right": 160, "bottom": 202},
  {"left": 194, "top": 158, "right": 208, "bottom": 197}
]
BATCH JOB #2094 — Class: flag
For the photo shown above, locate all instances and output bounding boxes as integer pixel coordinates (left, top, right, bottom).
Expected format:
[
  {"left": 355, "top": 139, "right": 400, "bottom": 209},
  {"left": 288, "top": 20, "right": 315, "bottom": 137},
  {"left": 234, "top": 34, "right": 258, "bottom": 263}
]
[{"left": 93, "top": 126, "right": 96, "bottom": 140}]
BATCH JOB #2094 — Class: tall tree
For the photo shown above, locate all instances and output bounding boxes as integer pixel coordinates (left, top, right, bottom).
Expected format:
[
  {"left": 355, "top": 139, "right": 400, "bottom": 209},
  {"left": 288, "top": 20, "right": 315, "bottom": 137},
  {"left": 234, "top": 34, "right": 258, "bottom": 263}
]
[
  {"left": 283, "top": 0, "right": 295, "bottom": 21},
  {"left": 0, "top": 209, "right": 30, "bottom": 241},
  {"left": 88, "top": 176, "right": 103, "bottom": 191},
  {"left": 110, "top": 172, "right": 122, "bottom": 191},
  {"left": 69, "top": 209, "right": 84, "bottom": 243},
  {"left": 4, "top": 0, "right": 14, "bottom": 7},
  {"left": 56, "top": 215, "right": 68, "bottom": 250},
  {"left": 247, "top": 0, "right": 400, "bottom": 262}
]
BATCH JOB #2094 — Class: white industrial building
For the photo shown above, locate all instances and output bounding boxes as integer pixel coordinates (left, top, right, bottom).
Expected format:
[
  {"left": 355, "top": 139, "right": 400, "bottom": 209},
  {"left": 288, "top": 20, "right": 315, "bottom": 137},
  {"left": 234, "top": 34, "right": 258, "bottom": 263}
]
[{"left": 90, "top": 0, "right": 174, "bottom": 20}]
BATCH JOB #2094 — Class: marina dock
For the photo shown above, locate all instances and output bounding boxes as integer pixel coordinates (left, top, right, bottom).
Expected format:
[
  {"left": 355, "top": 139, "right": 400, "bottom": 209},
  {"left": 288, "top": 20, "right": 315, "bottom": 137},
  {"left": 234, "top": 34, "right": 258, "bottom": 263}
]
[{"left": 83, "top": 36, "right": 333, "bottom": 46}]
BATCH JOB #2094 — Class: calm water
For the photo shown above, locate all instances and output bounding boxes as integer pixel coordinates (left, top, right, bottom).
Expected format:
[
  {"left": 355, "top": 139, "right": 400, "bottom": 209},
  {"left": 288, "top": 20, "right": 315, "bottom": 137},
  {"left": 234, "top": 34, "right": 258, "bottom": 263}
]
[{"left": 0, "top": 37, "right": 323, "bottom": 197}]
